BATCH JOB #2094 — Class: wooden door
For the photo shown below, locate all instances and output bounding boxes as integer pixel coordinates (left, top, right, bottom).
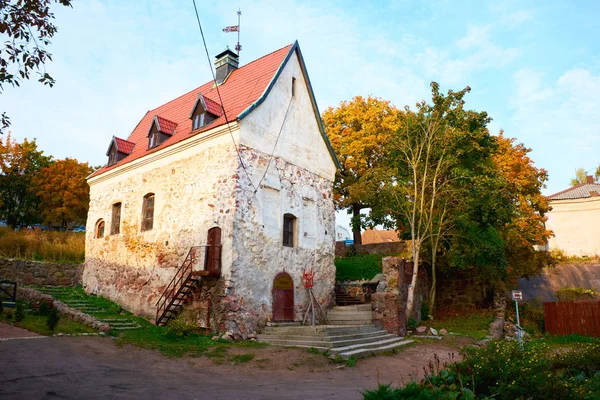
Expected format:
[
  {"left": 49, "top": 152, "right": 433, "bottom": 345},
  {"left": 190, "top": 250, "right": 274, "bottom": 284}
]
[
  {"left": 272, "top": 272, "right": 294, "bottom": 321},
  {"left": 205, "top": 227, "right": 222, "bottom": 276}
]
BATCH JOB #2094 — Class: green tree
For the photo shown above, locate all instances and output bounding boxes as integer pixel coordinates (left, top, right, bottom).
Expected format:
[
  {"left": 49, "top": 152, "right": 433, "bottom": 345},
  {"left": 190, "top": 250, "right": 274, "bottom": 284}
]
[
  {"left": 1, "top": 0, "right": 73, "bottom": 133},
  {"left": 0, "top": 134, "right": 51, "bottom": 227},
  {"left": 381, "top": 83, "right": 497, "bottom": 320},
  {"left": 322, "top": 96, "right": 401, "bottom": 244},
  {"left": 32, "top": 158, "right": 93, "bottom": 228}
]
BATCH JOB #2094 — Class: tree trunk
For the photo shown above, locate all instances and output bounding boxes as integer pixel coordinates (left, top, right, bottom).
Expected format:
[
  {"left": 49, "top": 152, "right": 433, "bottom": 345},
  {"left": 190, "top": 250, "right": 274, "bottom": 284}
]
[
  {"left": 351, "top": 203, "right": 362, "bottom": 245},
  {"left": 405, "top": 246, "right": 420, "bottom": 321},
  {"left": 428, "top": 251, "right": 437, "bottom": 319}
]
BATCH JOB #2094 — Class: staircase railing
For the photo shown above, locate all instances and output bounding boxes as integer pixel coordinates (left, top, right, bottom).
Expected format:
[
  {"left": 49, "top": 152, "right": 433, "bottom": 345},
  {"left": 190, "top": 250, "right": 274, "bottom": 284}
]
[{"left": 155, "top": 246, "right": 200, "bottom": 324}]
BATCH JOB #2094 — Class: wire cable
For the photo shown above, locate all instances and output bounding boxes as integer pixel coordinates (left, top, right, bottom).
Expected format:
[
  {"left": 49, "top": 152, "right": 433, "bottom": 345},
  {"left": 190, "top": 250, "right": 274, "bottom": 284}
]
[{"left": 192, "top": 0, "right": 258, "bottom": 192}]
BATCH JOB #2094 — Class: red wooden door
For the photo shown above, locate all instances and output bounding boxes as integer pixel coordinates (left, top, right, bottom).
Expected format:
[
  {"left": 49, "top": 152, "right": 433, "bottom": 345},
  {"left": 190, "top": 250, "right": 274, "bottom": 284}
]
[
  {"left": 273, "top": 272, "right": 294, "bottom": 321},
  {"left": 205, "top": 227, "right": 222, "bottom": 276}
]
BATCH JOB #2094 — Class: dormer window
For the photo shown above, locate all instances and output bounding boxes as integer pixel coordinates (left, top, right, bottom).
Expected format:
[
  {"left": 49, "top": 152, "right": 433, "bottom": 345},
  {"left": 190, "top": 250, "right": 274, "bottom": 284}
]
[
  {"left": 106, "top": 136, "right": 135, "bottom": 167},
  {"left": 190, "top": 93, "right": 221, "bottom": 132},
  {"left": 147, "top": 115, "right": 177, "bottom": 149}
]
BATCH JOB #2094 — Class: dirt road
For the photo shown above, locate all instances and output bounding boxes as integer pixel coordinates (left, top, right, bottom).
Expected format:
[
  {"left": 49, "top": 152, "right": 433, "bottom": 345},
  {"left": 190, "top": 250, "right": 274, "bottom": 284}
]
[{"left": 0, "top": 335, "right": 460, "bottom": 400}]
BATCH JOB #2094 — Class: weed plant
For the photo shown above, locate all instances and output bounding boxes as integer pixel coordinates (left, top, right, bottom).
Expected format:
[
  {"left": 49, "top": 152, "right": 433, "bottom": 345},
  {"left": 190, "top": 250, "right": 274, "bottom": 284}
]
[{"left": 0, "top": 228, "right": 84, "bottom": 263}]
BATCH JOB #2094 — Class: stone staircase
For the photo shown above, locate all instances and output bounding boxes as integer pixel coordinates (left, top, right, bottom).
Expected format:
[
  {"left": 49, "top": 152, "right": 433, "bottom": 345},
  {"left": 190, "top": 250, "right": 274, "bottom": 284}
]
[
  {"left": 327, "top": 304, "right": 373, "bottom": 325},
  {"left": 36, "top": 286, "right": 141, "bottom": 331},
  {"left": 258, "top": 324, "right": 413, "bottom": 359}
]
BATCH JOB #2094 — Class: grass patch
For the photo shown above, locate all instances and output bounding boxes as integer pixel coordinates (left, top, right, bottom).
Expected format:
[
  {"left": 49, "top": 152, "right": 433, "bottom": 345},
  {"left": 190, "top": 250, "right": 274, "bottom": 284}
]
[
  {"left": 335, "top": 253, "right": 383, "bottom": 281},
  {"left": 542, "top": 333, "right": 600, "bottom": 347},
  {"left": 230, "top": 353, "right": 255, "bottom": 364},
  {"left": 0, "top": 227, "right": 84, "bottom": 263},
  {"left": 0, "top": 310, "right": 96, "bottom": 335},
  {"left": 429, "top": 309, "right": 494, "bottom": 340}
]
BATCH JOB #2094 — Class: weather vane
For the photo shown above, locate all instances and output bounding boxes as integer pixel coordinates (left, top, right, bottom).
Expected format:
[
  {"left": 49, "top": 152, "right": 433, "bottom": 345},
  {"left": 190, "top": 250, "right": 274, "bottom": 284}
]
[{"left": 222, "top": 9, "right": 242, "bottom": 55}]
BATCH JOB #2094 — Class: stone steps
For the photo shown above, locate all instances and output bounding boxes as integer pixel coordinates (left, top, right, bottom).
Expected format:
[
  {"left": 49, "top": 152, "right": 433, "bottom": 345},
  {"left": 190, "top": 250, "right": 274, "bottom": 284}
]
[{"left": 258, "top": 324, "right": 411, "bottom": 359}]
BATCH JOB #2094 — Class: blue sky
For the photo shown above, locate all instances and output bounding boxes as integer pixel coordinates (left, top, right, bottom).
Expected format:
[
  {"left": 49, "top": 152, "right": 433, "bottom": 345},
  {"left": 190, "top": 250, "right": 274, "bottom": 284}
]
[{"left": 3, "top": 1, "right": 600, "bottom": 230}]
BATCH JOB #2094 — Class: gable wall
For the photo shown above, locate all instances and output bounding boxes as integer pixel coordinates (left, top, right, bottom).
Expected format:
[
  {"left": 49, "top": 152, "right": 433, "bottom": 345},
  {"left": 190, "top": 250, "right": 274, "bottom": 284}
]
[
  {"left": 84, "top": 131, "right": 240, "bottom": 317},
  {"left": 547, "top": 197, "right": 600, "bottom": 257},
  {"left": 239, "top": 50, "right": 336, "bottom": 182},
  {"left": 218, "top": 51, "right": 337, "bottom": 332}
]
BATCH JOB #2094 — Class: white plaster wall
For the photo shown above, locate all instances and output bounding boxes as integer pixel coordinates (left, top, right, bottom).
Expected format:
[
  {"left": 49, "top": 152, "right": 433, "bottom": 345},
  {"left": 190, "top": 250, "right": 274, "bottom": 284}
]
[
  {"left": 546, "top": 197, "right": 600, "bottom": 257},
  {"left": 84, "top": 134, "right": 239, "bottom": 317},
  {"left": 239, "top": 50, "right": 336, "bottom": 182}
]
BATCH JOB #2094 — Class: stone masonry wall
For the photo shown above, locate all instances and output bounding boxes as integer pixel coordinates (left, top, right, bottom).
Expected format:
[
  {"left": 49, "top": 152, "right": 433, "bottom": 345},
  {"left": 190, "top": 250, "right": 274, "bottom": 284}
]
[
  {"left": 84, "top": 142, "right": 238, "bottom": 318},
  {"left": 0, "top": 258, "right": 82, "bottom": 286},
  {"left": 220, "top": 147, "right": 336, "bottom": 334},
  {"left": 335, "top": 241, "right": 406, "bottom": 258},
  {"left": 371, "top": 257, "right": 430, "bottom": 336}
]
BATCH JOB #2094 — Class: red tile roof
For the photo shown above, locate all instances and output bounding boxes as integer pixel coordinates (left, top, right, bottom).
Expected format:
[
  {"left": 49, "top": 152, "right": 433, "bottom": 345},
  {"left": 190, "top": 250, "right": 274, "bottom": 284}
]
[
  {"left": 91, "top": 43, "right": 293, "bottom": 178},
  {"left": 361, "top": 228, "right": 401, "bottom": 244},
  {"left": 114, "top": 137, "right": 136, "bottom": 155},
  {"left": 154, "top": 116, "right": 178, "bottom": 135}
]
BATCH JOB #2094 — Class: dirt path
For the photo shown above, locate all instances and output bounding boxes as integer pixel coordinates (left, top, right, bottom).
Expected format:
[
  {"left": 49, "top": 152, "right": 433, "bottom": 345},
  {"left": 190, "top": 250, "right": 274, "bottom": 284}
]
[{"left": 0, "top": 336, "right": 463, "bottom": 399}]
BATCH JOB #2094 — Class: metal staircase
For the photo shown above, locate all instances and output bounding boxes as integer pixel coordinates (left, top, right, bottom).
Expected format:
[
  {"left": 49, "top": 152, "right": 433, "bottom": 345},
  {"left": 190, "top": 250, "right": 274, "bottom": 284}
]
[{"left": 155, "top": 243, "right": 222, "bottom": 327}]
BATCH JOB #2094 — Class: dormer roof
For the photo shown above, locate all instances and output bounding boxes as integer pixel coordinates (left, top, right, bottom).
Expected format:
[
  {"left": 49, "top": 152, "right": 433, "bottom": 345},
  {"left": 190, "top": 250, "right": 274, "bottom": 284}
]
[
  {"left": 106, "top": 136, "right": 135, "bottom": 156},
  {"left": 190, "top": 93, "right": 223, "bottom": 119},
  {"left": 148, "top": 115, "right": 178, "bottom": 137}
]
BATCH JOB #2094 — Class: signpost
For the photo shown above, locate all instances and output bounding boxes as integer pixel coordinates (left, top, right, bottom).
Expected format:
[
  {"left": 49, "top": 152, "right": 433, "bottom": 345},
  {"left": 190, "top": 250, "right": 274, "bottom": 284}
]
[{"left": 512, "top": 290, "right": 523, "bottom": 346}]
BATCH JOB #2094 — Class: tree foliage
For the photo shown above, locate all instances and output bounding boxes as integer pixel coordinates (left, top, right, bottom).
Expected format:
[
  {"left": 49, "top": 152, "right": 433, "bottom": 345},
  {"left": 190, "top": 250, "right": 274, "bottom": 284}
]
[
  {"left": 0, "top": 133, "right": 51, "bottom": 227},
  {"left": 0, "top": 0, "right": 72, "bottom": 133},
  {"left": 32, "top": 158, "right": 93, "bottom": 227},
  {"left": 570, "top": 165, "right": 599, "bottom": 186},
  {"left": 322, "top": 96, "right": 401, "bottom": 244}
]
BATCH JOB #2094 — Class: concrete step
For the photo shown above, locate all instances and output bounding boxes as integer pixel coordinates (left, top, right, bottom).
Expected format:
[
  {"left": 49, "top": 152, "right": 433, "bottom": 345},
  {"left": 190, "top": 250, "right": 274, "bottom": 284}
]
[
  {"left": 333, "top": 304, "right": 372, "bottom": 312},
  {"left": 258, "top": 332, "right": 395, "bottom": 349},
  {"left": 335, "top": 339, "right": 414, "bottom": 359},
  {"left": 261, "top": 325, "right": 379, "bottom": 336},
  {"left": 327, "top": 310, "right": 373, "bottom": 318},
  {"left": 259, "top": 329, "right": 389, "bottom": 343},
  {"left": 329, "top": 336, "right": 409, "bottom": 355},
  {"left": 111, "top": 326, "right": 140, "bottom": 330}
]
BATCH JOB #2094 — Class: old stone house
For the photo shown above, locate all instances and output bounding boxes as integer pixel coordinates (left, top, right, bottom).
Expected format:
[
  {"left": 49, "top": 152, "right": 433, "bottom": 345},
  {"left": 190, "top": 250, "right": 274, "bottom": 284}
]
[
  {"left": 84, "top": 42, "right": 339, "bottom": 334},
  {"left": 546, "top": 175, "right": 600, "bottom": 257}
]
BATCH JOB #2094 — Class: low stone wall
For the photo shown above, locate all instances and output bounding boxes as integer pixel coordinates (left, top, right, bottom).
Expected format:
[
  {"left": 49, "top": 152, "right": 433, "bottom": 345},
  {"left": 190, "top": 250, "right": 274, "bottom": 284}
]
[
  {"left": 371, "top": 257, "right": 430, "bottom": 336},
  {"left": 0, "top": 258, "right": 83, "bottom": 286},
  {"left": 335, "top": 241, "right": 406, "bottom": 257},
  {"left": 436, "top": 273, "right": 492, "bottom": 311},
  {"left": 16, "top": 287, "right": 110, "bottom": 333}
]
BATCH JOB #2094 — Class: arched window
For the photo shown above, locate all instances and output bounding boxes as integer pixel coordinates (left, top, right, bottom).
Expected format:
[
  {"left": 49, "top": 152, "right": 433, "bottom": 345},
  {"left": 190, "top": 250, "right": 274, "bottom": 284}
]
[
  {"left": 141, "top": 193, "right": 155, "bottom": 231},
  {"left": 95, "top": 219, "right": 105, "bottom": 238},
  {"left": 283, "top": 213, "right": 296, "bottom": 247}
]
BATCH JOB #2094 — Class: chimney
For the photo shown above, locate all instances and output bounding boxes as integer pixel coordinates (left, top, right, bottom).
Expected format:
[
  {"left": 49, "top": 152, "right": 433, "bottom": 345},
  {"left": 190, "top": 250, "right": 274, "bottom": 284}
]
[
  {"left": 590, "top": 191, "right": 599, "bottom": 197},
  {"left": 586, "top": 175, "right": 594, "bottom": 184},
  {"left": 214, "top": 48, "right": 239, "bottom": 84}
]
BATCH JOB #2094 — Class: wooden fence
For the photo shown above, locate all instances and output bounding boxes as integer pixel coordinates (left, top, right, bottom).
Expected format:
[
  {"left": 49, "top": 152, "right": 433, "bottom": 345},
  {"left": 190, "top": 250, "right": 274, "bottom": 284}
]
[{"left": 543, "top": 300, "right": 600, "bottom": 337}]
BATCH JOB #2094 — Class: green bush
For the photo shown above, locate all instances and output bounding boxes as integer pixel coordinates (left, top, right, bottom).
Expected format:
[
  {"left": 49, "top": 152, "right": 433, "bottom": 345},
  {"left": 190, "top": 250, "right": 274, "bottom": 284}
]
[
  {"left": 407, "top": 317, "right": 418, "bottom": 331},
  {"left": 38, "top": 300, "right": 50, "bottom": 316},
  {"left": 0, "top": 300, "right": 3, "bottom": 315},
  {"left": 46, "top": 307, "right": 60, "bottom": 331},
  {"left": 364, "top": 340, "right": 600, "bottom": 399},
  {"left": 15, "top": 302, "right": 25, "bottom": 322},
  {"left": 166, "top": 313, "right": 198, "bottom": 337},
  {"left": 335, "top": 253, "right": 383, "bottom": 281},
  {"left": 555, "top": 287, "right": 598, "bottom": 302}
]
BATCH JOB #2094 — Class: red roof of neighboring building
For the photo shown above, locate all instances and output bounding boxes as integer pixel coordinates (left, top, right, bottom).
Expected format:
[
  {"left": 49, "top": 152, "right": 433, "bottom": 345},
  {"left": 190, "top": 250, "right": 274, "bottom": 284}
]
[
  {"left": 361, "top": 228, "right": 401, "bottom": 244},
  {"left": 91, "top": 43, "right": 294, "bottom": 178},
  {"left": 548, "top": 182, "right": 600, "bottom": 200},
  {"left": 154, "top": 116, "right": 178, "bottom": 135}
]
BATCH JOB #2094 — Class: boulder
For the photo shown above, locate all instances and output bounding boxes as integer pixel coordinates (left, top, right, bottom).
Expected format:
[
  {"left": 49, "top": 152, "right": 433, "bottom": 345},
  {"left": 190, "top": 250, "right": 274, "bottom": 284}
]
[
  {"left": 429, "top": 327, "right": 438, "bottom": 336},
  {"left": 439, "top": 328, "right": 448, "bottom": 336},
  {"left": 211, "top": 336, "right": 219, "bottom": 341},
  {"left": 415, "top": 326, "right": 428, "bottom": 335}
]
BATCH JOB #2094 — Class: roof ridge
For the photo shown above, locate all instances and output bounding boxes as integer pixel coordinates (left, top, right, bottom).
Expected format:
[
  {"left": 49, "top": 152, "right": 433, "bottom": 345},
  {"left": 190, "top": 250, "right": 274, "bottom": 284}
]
[{"left": 548, "top": 182, "right": 587, "bottom": 198}]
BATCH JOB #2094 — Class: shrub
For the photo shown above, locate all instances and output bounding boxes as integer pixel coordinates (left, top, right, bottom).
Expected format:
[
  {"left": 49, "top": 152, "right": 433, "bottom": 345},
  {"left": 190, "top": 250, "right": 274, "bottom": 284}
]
[
  {"left": 0, "top": 300, "right": 3, "bottom": 315},
  {"left": 335, "top": 253, "right": 383, "bottom": 281},
  {"left": 5, "top": 310, "right": 13, "bottom": 319},
  {"left": 166, "top": 313, "right": 198, "bottom": 337},
  {"left": 46, "top": 307, "right": 60, "bottom": 331},
  {"left": 38, "top": 300, "right": 50, "bottom": 316},
  {"left": 15, "top": 302, "right": 25, "bottom": 322},
  {"left": 555, "top": 287, "right": 598, "bottom": 302},
  {"left": 407, "top": 317, "right": 418, "bottom": 331}
]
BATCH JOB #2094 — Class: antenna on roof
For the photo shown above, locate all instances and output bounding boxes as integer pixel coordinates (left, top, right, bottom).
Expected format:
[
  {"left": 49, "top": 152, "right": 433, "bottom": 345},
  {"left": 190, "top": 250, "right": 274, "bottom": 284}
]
[{"left": 222, "top": 9, "right": 242, "bottom": 56}]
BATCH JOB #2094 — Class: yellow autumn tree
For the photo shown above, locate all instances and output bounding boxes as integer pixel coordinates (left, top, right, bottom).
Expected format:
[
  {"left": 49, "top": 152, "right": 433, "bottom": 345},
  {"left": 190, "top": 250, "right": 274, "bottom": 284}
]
[
  {"left": 32, "top": 158, "right": 93, "bottom": 228},
  {"left": 322, "top": 96, "right": 401, "bottom": 244},
  {"left": 492, "top": 132, "right": 553, "bottom": 282}
]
